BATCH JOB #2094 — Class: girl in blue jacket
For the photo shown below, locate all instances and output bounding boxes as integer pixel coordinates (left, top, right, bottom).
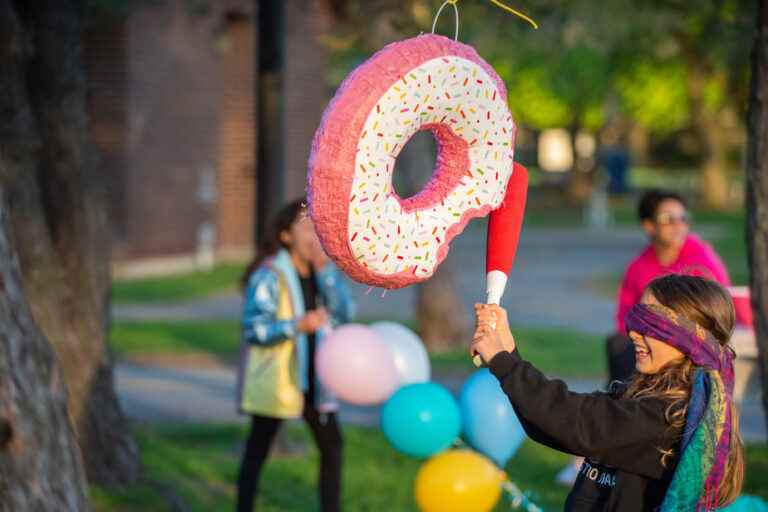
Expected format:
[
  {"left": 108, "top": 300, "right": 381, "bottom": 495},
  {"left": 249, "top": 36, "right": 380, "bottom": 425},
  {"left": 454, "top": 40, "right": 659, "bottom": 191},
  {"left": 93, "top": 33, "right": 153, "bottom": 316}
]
[{"left": 235, "top": 199, "right": 354, "bottom": 512}]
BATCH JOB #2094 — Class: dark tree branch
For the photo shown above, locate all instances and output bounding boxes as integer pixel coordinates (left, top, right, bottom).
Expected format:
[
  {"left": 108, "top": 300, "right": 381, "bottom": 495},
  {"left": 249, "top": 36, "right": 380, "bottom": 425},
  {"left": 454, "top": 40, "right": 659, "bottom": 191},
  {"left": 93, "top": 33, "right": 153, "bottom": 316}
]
[{"left": 746, "top": 0, "right": 768, "bottom": 430}]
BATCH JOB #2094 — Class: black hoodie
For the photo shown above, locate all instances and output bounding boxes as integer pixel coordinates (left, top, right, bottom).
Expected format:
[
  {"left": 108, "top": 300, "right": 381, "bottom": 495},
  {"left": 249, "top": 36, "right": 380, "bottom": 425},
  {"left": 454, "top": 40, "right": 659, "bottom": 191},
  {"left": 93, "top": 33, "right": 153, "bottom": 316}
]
[{"left": 489, "top": 349, "right": 682, "bottom": 512}]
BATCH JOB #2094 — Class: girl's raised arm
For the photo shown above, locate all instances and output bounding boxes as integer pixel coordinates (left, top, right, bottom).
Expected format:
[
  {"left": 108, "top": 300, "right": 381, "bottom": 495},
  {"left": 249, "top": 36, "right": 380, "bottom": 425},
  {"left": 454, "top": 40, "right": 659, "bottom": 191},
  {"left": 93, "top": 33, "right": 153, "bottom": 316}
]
[{"left": 489, "top": 350, "right": 677, "bottom": 479}]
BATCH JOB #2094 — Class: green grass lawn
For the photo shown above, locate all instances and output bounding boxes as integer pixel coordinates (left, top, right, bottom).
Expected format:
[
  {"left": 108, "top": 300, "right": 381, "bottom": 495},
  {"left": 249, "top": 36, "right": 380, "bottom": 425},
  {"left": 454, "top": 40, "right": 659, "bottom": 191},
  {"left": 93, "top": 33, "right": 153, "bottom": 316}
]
[
  {"left": 89, "top": 423, "right": 570, "bottom": 512},
  {"left": 109, "top": 321, "right": 240, "bottom": 360},
  {"left": 112, "top": 263, "right": 246, "bottom": 304},
  {"left": 703, "top": 209, "right": 749, "bottom": 285},
  {"left": 110, "top": 320, "right": 606, "bottom": 378},
  {"left": 430, "top": 327, "right": 605, "bottom": 378},
  {"left": 91, "top": 423, "right": 768, "bottom": 512},
  {"left": 745, "top": 442, "right": 768, "bottom": 500}
]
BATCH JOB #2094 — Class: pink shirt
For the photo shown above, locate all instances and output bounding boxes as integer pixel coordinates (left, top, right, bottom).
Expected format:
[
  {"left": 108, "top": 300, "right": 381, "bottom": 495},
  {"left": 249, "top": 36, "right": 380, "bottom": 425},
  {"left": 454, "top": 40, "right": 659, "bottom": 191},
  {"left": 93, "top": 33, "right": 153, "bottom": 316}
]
[{"left": 616, "top": 234, "right": 731, "bottom": 332}]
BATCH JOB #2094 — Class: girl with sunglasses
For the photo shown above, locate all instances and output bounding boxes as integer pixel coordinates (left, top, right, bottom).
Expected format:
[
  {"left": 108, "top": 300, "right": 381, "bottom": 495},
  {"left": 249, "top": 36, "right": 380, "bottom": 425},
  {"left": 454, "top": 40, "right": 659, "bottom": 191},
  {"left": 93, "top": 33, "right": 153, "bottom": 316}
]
[{"left": 615, "top": 190, "right": 731, "bottom": 338}]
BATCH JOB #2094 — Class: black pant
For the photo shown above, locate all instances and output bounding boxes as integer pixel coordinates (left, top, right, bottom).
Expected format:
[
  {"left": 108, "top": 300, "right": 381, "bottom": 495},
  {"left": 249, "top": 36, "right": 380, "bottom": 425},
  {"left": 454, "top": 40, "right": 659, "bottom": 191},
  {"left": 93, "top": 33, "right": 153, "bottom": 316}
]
[
  {"left": 236, "top": 399, "right": 343, "bottom": 512},
  {"left": 606, "top": 332, "right": 636, "bottom": 386}
]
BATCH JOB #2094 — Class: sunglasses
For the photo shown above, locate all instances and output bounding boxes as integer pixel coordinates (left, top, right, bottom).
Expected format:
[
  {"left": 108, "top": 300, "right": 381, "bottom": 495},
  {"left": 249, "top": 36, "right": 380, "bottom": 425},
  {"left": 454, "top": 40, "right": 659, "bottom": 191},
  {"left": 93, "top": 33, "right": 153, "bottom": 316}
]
[{"left": 654, "top": 212, "right": 690, "bottom": 226}]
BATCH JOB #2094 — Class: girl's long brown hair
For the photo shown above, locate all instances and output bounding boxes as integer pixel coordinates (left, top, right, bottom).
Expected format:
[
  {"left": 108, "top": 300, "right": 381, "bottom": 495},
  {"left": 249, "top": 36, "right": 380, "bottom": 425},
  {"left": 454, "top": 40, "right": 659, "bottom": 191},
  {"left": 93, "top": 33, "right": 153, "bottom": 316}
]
[
  {"left": 622, "top": 274, "right": 744, "bottom": 507},
  {"left": 240, "top": 199, "right": 306, "bottom": 290}
]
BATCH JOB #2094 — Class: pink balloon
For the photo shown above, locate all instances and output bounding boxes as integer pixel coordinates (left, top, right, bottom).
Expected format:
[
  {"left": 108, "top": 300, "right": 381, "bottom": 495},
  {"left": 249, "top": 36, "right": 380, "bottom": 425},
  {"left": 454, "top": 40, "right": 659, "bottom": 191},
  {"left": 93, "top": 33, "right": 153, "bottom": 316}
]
[{"left": 316, "top": 324, "right": 399, "bottom": 405}]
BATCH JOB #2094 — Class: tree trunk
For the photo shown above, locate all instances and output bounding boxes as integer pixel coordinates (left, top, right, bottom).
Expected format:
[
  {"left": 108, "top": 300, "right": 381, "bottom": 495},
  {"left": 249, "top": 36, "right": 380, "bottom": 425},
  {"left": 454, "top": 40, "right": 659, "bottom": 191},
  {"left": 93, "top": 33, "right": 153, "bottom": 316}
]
[
  {"left": 283, "top": 0, "right": 333, "bottom": 200},
  {"left": 0, "top": 0, "right": 138, "bottom": 487},
  {"left": 628, "top": 123, "right": 649, "bottom": 167},
  {"left": 256, "top": 0, "right": 286, "bottom": 242},
  {"left": 0, "top": 2, "right": 91, "bottom": 508},
  {"left": 745, "top": 0, "right": 768, "bottom": 434},
  {"left": 567, "top": 123, "right": 594, "bottom": 205},
  {"left": 699, "top": 121, "right": 730, "bottom": 209},
  {"left": 684, "top": 55, "right": 731, "bottom": 209},
  {"left": 416, "top": 262, "right": 470, "bottom": 351},
  {"left": 0, "top": 191, "right": 91, "bottom": 512}
]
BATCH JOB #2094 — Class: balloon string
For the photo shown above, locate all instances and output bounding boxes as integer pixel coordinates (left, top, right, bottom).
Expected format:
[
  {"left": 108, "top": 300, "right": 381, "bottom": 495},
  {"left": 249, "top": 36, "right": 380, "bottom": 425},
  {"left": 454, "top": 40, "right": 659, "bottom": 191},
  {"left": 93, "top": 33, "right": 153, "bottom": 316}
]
[
  {"left": 431, "top": 0, "right": 460, "bottom": 40},
  {"left": 432, "top": 0, "right": 538, "bottom": 40},
  {"left": 487, "top": 0, "right": 538, "bottom": 29},
  {"left": 502, "top": 480, "right": 543, "bottom": 512}
]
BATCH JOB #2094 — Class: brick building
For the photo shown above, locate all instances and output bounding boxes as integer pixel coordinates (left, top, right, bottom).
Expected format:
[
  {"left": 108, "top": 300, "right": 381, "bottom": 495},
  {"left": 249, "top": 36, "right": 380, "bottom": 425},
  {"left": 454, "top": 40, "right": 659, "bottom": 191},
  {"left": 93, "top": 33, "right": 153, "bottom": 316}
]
[{"left": 85, "top": 0, "right": 333, "bottom": 277}]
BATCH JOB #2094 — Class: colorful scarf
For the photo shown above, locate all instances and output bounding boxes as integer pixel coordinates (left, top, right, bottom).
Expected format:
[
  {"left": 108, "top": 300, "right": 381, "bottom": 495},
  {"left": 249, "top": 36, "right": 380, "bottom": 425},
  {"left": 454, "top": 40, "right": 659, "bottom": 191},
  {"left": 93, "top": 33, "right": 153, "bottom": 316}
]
[{"left": 625, "top": 303, "right": 734, "bottom": 512}]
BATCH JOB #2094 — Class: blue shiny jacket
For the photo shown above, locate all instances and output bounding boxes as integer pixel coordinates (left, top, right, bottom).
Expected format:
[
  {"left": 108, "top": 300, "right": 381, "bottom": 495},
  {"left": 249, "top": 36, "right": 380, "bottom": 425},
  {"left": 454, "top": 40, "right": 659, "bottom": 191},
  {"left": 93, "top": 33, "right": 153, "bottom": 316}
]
[{"left": 241, "top": 249, "right": 355, "bottom": 400}]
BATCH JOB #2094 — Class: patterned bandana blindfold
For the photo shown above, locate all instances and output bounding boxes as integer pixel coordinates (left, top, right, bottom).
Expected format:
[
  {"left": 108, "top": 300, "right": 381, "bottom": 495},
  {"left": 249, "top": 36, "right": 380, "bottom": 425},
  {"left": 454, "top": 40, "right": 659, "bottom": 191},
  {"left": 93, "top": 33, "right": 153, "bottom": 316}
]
[{"left": 625, "top": 303, "right": 734, "bottom": 511}]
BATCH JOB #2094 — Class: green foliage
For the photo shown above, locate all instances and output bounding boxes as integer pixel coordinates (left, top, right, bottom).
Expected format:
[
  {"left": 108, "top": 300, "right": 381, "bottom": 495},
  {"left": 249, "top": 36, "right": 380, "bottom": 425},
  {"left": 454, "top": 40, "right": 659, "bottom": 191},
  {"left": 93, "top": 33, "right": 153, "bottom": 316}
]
[
  {"left": 551, "top": 46, "right": 611, "bottom": 114},
  {"left": 614, "top": 60, "right": 689, "bottom": 134},
  {"left": 632, "top": 0, "right": 754, "bottom": 96},
  {"left": 495, "top": 45, "right": 610, "bottom": 131},
  {"left": 325, "top": 0, "right": 756, "bottom": 139},
  {"left": 501, "top": 65, "right": 573, "bottom": 129},
  {"left": 581, "top": 102, "right": 606, "bottom": 132}
]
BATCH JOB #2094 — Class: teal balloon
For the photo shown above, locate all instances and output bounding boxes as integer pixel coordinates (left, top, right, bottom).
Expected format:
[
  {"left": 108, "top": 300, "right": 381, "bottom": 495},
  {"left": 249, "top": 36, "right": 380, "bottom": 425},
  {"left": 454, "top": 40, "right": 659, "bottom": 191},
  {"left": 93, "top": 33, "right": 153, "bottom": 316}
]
[
  {"left": 719, "top": 496, "right": 768, "bottom": 512},
  {"left": 381, "top": 383, "right": 461, "bottom": 458},
  {"left": 459, "top": 369, "right": 526, "bottom": 467}
]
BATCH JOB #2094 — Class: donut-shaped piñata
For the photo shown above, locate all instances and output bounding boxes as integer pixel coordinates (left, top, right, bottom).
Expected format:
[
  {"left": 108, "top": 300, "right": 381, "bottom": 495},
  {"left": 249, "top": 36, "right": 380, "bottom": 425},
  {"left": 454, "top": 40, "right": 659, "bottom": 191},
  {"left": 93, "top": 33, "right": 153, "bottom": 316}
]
[{"left": 308, "top": 34, "right": 517, "bottom": 289}]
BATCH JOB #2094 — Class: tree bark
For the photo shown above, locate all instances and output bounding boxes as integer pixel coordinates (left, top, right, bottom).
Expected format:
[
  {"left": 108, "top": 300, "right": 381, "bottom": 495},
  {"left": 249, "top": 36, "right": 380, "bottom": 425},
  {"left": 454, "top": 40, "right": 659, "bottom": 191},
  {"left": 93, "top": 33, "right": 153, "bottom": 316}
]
[
  {"left": 746, "top": 0, "right": 768, "bottom": 433},
  {"left": 628, "top": 123, "right": 649, "bottom": 167},
  {"left": 567, "top": 122, "right": 595, "bottom": 205},
  {"left": 0, "top": 2, "right": 91, "bottom": 507},
  {"left": 682, "top": 46, "right": 731, "bottom": 209},
  {"left": 0, "top": 0, "right": 138, "bottom": 487},
  {"left": 256, "top": 0, "right": 286, "bottom": 242},
  {"left": 416, "top": 262, "right": 470, "bottom": 351},
  {"left": 697, "top": 115, "right": 730, "bottom": 209},
  {"left": 0, "top": 191, "right": 91, "bottom": 512}
]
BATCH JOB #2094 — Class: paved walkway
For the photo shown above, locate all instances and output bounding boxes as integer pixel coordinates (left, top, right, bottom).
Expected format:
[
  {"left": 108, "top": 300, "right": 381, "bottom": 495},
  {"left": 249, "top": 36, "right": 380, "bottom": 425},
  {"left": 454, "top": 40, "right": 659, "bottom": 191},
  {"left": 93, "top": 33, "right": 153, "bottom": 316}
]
[
  {"left": 114, "top": 224, "right": 728, "bottom": 334},
  {"left": 114, "top": 363, "right": 612, "bottom": 426},
  {"left": 114, "top": 225, "right": 655, "bottom": 334}
]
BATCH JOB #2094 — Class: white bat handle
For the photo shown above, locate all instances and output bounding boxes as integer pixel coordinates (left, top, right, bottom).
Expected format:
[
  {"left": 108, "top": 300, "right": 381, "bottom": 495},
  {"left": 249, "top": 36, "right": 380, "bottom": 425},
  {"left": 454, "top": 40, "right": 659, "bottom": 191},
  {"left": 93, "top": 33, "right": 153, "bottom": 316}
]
[{"left": 473, "top": 271, "right": 508, "bottom": 367}]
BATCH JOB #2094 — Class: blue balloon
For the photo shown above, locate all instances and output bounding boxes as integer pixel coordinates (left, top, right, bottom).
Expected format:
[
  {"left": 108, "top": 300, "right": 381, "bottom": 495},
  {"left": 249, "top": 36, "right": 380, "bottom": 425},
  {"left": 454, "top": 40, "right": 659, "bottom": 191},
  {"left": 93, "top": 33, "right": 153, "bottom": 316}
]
[
  {"left": 459, "top": 368, "right": 526, "bottom": 467},
  {"left": 381, "top": 382, "right": 461, "bottom": 458},
  {"left": 719, "top": 496, "right": 768, "bottom": 512}
]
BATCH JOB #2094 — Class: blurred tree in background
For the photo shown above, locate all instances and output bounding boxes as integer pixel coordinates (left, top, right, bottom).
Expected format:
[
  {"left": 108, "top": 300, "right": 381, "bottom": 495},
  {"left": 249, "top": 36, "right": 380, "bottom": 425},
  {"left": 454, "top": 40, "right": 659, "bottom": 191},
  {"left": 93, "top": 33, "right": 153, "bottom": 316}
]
[
  {"left": 321, "top": 0, "right": 754, "bottom": 348},
  {"left": 327, "top": 0, "right": 755, "bottom": 207},
  {"left": 633, "top": 0, "right": 755, "bottom": 208}
]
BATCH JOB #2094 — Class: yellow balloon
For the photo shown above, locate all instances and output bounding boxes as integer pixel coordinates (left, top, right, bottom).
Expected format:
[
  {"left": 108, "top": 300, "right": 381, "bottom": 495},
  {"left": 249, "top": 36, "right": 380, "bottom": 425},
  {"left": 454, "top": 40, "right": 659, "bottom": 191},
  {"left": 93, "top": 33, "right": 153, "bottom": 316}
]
[{"left": 415, "top": 449, "right": 505, "bottom": 512}]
